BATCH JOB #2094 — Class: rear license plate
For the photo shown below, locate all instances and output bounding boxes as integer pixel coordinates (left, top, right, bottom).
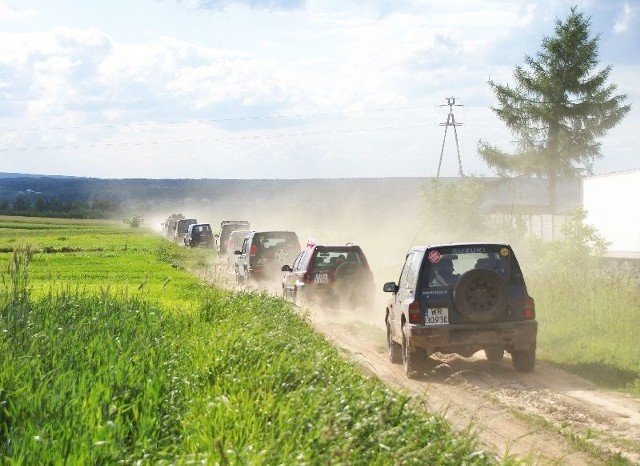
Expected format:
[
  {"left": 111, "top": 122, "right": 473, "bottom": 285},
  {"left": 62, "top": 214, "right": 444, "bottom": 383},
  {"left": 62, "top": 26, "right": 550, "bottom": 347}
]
[
  {"left": 313, "top": 273, "right": 328, "bottom": 284},
  {"left": 425, "top": 307, "right": 449, "bottom": 325}
]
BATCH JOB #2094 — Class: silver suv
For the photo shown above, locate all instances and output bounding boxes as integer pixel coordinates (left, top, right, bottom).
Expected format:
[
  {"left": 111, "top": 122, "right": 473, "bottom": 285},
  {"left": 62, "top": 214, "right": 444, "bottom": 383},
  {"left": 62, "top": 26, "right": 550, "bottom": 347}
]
[{"left": 384, "top": 243, "right": 537, "bottom": 378}]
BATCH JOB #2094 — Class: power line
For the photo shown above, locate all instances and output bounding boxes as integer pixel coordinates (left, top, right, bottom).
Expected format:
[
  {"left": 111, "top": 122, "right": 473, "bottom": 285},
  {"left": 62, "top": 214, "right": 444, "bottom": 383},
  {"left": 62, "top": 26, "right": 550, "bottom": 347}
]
[
  {"left": 0, "top": 123, "right": 431, "bottom": 153},
  {"left": 0, "top": 104, "right": 493, "bottom": 134}
]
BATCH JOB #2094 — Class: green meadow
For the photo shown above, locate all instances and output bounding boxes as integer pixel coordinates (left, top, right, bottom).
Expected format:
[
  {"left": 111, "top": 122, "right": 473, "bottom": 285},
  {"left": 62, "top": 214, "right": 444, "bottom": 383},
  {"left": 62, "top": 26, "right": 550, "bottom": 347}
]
[
  {"left": 528, "top": 269, "right": 640, "bottom": 395},
  {"left": 0, "top": 217, "right": 498, "bottom": 464}
]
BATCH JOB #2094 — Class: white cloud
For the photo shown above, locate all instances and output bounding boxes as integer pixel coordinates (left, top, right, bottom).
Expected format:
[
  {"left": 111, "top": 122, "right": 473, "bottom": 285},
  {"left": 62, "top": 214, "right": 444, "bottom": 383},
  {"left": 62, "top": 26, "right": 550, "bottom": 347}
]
[
  {"left": 0, "top": 0, "right": 637, "bottom": 178},
  {"left": 614, "top": 2, "right": 635, "bottom": 34},
  {"left": 0, "top": 3, "right": 36, "bottom": 21}
]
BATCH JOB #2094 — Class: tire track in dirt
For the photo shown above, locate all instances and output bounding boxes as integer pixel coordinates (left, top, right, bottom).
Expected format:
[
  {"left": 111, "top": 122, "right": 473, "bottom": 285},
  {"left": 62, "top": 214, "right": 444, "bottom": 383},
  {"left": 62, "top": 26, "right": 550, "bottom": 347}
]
[{"left": 306, "top": 307, "right": 640, "bottom": 465}]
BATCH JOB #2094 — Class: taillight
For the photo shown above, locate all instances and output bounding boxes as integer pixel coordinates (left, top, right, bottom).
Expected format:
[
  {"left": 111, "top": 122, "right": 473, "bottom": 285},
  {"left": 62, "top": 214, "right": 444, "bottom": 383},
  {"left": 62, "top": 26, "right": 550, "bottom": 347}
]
[
  {"left": 523, "top": 296, "right": 535, "bottom": 319},
  {"left": 250, "top": 244, "right": 257, "bottom": 256},
  {"left": 408, "top": 300, "right": 421, "bottom": 324}
]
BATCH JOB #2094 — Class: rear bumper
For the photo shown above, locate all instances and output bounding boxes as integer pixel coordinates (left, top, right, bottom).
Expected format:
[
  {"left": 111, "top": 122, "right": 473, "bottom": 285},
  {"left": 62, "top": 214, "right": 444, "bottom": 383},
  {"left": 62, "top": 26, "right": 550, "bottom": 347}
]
[{"left": 407, "top": 320, "right": 537, "bottom": 353}]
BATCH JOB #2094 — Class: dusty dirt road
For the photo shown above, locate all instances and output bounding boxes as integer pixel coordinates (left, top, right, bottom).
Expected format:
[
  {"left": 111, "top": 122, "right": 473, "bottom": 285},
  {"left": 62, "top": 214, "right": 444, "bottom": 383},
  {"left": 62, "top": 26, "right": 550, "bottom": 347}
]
[
  {"left": 306, "top": 305, "right": 640, "bottom": 465},
  {"left": 210, "top": 268, "right": 640, "bottom": 465}
]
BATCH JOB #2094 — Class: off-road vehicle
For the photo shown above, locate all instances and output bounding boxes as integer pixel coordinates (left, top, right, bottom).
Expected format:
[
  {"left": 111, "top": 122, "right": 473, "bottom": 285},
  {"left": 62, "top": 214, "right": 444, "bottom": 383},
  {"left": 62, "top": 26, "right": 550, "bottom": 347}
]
[
  {"left": 234, "top": 230, "right": 300, "bottom": 283},
  {"left": 225, "top": 229, "right": 252, "bottom": 268},
  {"left": 384, "top": 243, "right": 536, "bottom": 378},
  {"left": 218, "top": 220, "right": 250, "bottom": 256},
  {"left": 174, "top": 218, "right": 197, "bottom": 244},
  {"left": 184, "top": 223, "right": 214, "bottom": 248},
  {"left": 281, "top": 243, "right": 374, "bottom": 309},
  {"left": 162, "top": 213, "right": 184, "bottom": 239}
]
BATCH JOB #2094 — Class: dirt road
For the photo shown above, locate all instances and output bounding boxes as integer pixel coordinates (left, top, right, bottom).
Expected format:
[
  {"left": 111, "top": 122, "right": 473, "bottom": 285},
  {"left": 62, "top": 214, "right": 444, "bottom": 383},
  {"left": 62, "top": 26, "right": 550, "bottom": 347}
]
[
  {"left": 211, "top": 269, "right": 640, "bottom": 464},
  {"left": 307, "top": 305, "right": 640, "bottom": 465}
]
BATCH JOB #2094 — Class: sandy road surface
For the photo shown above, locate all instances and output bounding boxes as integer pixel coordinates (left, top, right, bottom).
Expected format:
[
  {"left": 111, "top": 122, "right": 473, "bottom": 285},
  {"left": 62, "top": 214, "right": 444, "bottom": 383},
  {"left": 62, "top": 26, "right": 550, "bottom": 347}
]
[
  {"left": 211, "top": 270, "right": 640, "bottom": 465},
  {"left": 307, "top": 306, "right": 640, "bottom": 465}
]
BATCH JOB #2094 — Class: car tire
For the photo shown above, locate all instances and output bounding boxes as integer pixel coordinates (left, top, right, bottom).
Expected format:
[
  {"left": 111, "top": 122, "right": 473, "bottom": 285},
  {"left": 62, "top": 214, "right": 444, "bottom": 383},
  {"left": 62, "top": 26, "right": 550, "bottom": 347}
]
[
  {"left": 387, "top": 321, "right": 402, "bottom": 364},
  {"left": 402, "top": 326, "right": 425, "bottom": 378},
  {"left": 453, "top": 268, "right": 507, "bottom": 323},
  {"left": 484, "top": 347, "right": 504, "bottom": 362},
  {"left": 512, "top": 349, "right": 536, "bottom": 372}
]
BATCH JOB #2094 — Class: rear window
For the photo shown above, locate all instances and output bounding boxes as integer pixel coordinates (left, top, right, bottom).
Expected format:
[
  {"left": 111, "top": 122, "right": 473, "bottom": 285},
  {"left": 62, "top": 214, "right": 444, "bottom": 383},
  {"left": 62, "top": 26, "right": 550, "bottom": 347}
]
[
  {"left": 177, "top": 219, "right": 197, "bottom": 232},
  {"left": 421, "top": 245, "right": 511, "bottom": 289},
  {"left": 228, "top": 230, "right": 251, "bottom": 249},
  {"left": 255, "top": 232, "right": 299, "bottom": 249},
  {"left": 311, "top": 248, "right": 366, "bottom": 270}
]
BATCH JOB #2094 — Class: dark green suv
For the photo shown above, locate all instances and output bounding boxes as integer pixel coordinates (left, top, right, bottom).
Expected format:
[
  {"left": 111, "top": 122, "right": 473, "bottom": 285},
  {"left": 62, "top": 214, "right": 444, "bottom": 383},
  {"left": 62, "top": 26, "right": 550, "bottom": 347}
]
[{"left": 383, "top": 243, "right": 537, "bottom": 378}]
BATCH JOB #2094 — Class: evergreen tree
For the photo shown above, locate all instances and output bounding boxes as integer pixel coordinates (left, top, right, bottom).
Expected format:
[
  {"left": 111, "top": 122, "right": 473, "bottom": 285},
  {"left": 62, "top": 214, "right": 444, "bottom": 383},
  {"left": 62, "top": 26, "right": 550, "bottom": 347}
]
[{"left": 478, "top": 6, "right": 630, "bottom": 218}]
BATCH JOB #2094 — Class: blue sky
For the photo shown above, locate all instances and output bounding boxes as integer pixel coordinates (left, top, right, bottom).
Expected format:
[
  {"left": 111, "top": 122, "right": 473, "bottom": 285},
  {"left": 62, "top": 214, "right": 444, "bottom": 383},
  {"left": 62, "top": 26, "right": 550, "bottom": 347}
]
[{"left": 0, "top": 0, "right": 638, "bottom": 179}]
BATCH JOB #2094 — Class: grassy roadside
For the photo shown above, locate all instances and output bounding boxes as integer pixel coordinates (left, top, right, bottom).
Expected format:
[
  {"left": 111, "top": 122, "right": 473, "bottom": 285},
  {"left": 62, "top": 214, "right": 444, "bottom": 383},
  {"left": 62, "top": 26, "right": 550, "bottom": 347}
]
[
  {"left": 0, "top": 218, "right": 499, "bottom": 464},
  {"left": 527, "top": 270, "right": 640, "bottom": 395}
]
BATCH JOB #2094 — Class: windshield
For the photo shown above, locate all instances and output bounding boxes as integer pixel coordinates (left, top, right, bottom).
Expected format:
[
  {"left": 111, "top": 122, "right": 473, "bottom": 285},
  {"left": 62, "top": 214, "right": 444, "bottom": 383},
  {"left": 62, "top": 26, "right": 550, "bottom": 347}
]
[{"left": 312, "top": 248, "right": 365, "bottom": 270}]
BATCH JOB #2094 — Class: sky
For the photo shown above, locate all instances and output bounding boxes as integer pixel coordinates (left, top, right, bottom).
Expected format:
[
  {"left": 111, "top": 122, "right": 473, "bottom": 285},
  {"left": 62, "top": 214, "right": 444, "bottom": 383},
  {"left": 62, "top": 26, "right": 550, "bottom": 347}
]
[{"left": 0, "top": 0, "right": 638, "bottom": 179}]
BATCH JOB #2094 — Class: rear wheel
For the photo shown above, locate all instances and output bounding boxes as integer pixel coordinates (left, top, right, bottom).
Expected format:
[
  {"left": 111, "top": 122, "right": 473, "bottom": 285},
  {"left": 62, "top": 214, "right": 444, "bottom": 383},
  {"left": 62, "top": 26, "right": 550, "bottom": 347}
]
[
  {"left": 484, "top": 347, "right": 504, "bottom": 362},
  {"left": 402, "top": 326, "right": 425, "bottom": 378},
  {"left": 512, "top": 349, "right": 536, "bottom": 372},
  {"left": 387, "top": 321, "right": 402, "bottom": 364}
]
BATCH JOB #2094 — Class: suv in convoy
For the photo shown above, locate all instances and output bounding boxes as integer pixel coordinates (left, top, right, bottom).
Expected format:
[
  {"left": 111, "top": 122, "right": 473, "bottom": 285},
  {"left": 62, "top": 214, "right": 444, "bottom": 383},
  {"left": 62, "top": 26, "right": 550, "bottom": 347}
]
[
  {"left": 162, "top": 213, "right": 184, "bottom": 239},
  {"left": 218, "top": 221, "right": 250, "bottom": 256},
  {"left": 384, "top": 243, "right": 536, "bottom": 378},
  {"left": 234, "top": 231, "right": 300, "bottom": 283},
  {"left": 281, "top": 243, "right": 374, "bottom": 309},
  {"left": 174, "top": 218, "right": 197, "bottom": 244},
  {"left": 225, "top": 229, "right": 253, "bottom": 268},
  {"left": 184, "top": 223, "right": 214, "bottom": 248}
]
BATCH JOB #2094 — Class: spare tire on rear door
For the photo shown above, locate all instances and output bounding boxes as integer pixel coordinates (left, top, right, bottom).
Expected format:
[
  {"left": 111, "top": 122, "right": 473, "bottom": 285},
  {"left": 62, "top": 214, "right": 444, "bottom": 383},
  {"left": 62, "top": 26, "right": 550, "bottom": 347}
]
[{"left": 453, "top": 268, "right": 507, "bottom": 323}]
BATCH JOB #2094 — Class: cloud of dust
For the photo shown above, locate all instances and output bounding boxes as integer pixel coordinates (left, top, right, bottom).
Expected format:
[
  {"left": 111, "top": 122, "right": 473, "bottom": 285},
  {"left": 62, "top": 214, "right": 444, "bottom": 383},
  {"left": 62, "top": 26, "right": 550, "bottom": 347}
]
[{"left": 141, "top": 177, "right": 519, "bottom": 329}]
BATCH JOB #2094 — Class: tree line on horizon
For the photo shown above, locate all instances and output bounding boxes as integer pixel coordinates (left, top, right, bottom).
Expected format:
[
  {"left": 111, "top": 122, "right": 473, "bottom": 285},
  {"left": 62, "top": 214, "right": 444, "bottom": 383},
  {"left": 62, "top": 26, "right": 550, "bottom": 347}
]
[{"left": 0, "top": 194, "right": 121, "bottom": 219}]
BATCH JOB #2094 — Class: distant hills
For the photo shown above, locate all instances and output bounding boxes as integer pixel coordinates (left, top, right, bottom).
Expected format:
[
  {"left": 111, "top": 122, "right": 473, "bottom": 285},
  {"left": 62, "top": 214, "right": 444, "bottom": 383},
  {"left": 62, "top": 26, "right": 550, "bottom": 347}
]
[{"left": 0, "top": 173, "right": 582, "bottom": 219}]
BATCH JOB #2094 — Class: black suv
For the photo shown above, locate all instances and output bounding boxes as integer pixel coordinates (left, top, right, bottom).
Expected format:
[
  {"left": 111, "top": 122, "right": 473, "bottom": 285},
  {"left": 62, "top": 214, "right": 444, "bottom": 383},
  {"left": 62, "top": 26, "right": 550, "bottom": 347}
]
[
  {"left": 384, "top": 243, "right": 537, "bottom": 378},
  {"left": 234, "top": 231, "right": 300, "bottom": 283},
  {"left": 184, "top": 223, "right": 214, "bottom": 248},
  {"left": 281, "top": 243, "right": 374, "bottom": 309}
]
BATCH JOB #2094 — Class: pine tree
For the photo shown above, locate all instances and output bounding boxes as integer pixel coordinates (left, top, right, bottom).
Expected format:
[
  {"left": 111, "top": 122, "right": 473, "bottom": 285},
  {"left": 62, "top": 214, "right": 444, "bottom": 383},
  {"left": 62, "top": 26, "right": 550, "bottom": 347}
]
[{"left": 477, "top": 6, "right": 631, "bottom": 220}]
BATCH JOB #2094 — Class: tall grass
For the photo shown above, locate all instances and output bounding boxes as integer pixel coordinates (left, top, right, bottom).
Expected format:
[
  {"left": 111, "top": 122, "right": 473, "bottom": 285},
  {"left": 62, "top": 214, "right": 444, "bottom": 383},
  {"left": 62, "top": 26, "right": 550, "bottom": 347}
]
[
  {"left": 1, "top": 253, "right": 185, "bottom": 462},
  {"left": 1, "top": 243, "right": 498, "bottom": 464},
  {"left": 528, "top": 268, "right": 640, "bottom": 394}
]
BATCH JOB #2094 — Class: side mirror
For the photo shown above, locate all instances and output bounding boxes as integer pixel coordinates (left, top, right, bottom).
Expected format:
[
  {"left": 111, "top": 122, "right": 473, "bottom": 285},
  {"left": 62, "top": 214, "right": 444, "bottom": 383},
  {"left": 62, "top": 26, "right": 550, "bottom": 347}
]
[
  {"left": 234, "top": 250, "right": 242, "bottom": 255},
  {"left": 281, "top": 265, "right": 292, "bottom": 272},
  {"left": 383, "top": 282, "right": 398, "bottom": 293}
]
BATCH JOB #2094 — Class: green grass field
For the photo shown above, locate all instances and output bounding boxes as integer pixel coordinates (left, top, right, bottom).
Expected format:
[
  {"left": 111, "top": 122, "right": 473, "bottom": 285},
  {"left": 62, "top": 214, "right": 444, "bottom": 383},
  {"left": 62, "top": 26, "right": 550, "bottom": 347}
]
[
  {"left": 528, "top": 269, "right": 640, "bottom": 394},
  {"left": 0, "top": 218, "right": 498, "bottom": 464}
]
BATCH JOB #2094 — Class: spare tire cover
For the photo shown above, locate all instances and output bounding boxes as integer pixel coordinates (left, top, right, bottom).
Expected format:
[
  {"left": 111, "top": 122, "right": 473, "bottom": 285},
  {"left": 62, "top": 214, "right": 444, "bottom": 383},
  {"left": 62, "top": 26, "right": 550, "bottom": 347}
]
[
  {"left": 453, "top": 268, "right": 507, "bottom": 323},
  {"left": 334, "top": 262, "right": 363, "bottom": 281}
]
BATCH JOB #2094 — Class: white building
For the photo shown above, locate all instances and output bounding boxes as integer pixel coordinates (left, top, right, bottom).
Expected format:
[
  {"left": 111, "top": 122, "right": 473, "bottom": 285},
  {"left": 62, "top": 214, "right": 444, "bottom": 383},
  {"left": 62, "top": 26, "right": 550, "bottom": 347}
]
[{"left": 583, "top": 169, "right": 640, "bottom": 257}]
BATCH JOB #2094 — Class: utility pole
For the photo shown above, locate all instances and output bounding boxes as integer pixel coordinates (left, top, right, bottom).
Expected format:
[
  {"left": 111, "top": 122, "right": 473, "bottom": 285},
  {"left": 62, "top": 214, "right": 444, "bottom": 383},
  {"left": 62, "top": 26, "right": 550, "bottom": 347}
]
[{"left": 437, "top": 97, "right": 464, "bottom": 177}]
